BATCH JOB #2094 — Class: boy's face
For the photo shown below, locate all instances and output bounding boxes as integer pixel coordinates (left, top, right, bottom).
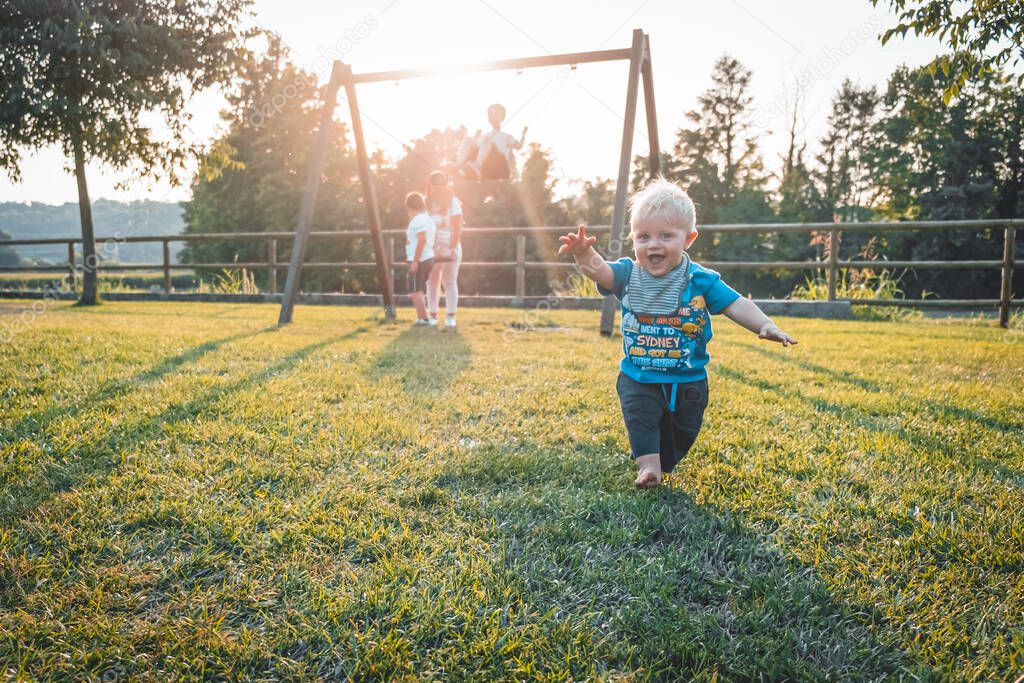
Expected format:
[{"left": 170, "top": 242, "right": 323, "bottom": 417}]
[{"left": 630, "top": 215, "right": 697, "bottom": 276}]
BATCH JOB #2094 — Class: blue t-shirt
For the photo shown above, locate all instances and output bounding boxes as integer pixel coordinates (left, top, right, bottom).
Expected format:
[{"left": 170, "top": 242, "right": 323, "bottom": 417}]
[{"left": 598, "top": 257, "right": 741, "bottom": 383}]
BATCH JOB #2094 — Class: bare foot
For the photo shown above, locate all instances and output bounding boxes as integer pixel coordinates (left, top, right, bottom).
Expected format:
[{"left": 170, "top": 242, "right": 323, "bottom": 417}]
[
  {"left": 634, "top": 470, "right": 661, "bottom": 489},
  {"left": 634, "top": 454, "right": 661, "bottom": 489}
]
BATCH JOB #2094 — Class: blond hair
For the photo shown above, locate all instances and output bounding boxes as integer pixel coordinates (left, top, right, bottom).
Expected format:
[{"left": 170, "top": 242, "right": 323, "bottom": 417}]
[{"left": 628, "top": 177, "right": 696, "bottom": 233}]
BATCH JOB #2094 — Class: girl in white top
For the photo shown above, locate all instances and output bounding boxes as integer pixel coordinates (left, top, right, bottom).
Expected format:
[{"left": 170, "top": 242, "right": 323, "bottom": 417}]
[{"left": 425, "top": 171, "right": 463, "bottom": 328}]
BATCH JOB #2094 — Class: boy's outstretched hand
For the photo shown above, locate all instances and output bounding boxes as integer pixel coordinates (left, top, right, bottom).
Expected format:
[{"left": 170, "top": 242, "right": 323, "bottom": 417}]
[
  {"left": 759, "top": 322, "right": 798, "bottom": 347},
  {"left": 558, "top": 224, "right": 596, "bottom": 257}
]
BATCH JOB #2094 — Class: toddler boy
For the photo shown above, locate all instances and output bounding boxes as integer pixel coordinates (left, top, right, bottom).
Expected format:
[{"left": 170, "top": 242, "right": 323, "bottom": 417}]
[{"left": 558, "top": 178, "right": 797, "bottom": 488}]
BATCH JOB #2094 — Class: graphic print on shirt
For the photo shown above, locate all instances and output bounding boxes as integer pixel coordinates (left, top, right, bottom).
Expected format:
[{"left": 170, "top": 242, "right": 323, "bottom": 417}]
[
  {"left": 430, "top": 198, "right": 461, "bottom": 261},
  {"left": 621, "top": 290, "right": 711, "bottom": 372}
]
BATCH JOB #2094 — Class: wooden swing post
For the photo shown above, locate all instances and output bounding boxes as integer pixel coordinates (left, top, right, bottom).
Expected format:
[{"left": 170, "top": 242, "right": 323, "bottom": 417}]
[
  {"left": 341, "top": 62, "right": 395, "bottom": 321},
  {"left": 278, "top": 61, "right": 344, "bottom": 325},
  {"left": 600, "top": 29, "right": 659, "bottom": 336}
]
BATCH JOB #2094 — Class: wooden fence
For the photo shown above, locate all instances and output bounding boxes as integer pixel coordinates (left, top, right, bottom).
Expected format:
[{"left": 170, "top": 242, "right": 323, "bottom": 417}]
[{"left": 1, "top": 219, "right": 1020, "bottom": 326}]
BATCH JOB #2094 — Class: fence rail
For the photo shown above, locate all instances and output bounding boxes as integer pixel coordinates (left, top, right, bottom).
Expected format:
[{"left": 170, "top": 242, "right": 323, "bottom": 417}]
[{"left": 1, "top": 219, "right": 1020, "bottom": 325}]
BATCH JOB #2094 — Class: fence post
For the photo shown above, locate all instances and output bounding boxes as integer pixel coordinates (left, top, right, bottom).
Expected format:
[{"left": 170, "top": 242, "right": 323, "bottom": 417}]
[
  {"left": 268, "top": 239, "right": 278, "bottom": 295},
  {"left": 827, "top": 228, "right": 839, "bottom": 301},
  {"left": 999, "top": 224, "right": 1016, "bottom": 328},
  {"left": 162, "top": 239, "right": 171, "bottom": 293},
  {"left": 514, "top": 233, "right": 526, "bottom": 305},
  {"left": 67, "top": 241, "right": 76, "bottom": 293}
]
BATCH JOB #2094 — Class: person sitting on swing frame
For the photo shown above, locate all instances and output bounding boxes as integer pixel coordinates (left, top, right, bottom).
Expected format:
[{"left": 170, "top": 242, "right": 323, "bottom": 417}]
[{"left": 454, "top": 103, "right": 527, "bottom": 181}]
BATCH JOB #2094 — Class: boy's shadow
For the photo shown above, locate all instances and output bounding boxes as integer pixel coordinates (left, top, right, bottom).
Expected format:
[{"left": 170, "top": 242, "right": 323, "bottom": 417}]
[
  {"left": 363, "top": 327, "right": 471, "bottom": 396},
  {"left": 431, "top": 443, "right": 928, "bottom": 678}
]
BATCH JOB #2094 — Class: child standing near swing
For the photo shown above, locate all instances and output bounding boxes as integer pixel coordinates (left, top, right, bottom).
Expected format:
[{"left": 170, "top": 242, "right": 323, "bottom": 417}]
[
  {"left": 558, "top": 178, "right": 797, "bottom": 488},
  {"left": 425, "top": 171, "right": 463, "bottom": 329},
  {"left": 405, "top": 192, "right": 435, "bottom": 325}
]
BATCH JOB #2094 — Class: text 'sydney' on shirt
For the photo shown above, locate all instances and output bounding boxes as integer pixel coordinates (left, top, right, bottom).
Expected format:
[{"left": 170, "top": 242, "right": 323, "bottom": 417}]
[{"left": 597, "top": 257, "right": 740, "bottom": 384}]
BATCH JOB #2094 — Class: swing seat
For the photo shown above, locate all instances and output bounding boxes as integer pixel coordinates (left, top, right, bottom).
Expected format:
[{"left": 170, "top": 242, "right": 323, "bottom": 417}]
[{"left": 453, "top": 177, "right": 508, "bottom": 191}]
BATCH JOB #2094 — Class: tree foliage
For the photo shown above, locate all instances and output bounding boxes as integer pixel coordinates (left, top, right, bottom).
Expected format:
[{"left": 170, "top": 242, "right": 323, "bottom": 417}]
[
  {"left": 664, "top": 56, "right": 778, "bottom": 294},
  {"left": 0, "top": 0, "right": 253, "bottom": 303},
  {"left": 872, "top": 0, "right": 1024, "bottom": 103},
  {"left": 0, "top": 228, "right": 25, "bottom": 266},
  {"left": 816, "top": 80, "right": 882, "bottom": 221},
  {"left": 670, "top": 56, "right": 767, "bottom": 225},
  {"left": 181, "top": 36, "right": 363, "bottom": 293},
  {"left": 869, "top": 64, "right": 1022, "bottom": 297}
]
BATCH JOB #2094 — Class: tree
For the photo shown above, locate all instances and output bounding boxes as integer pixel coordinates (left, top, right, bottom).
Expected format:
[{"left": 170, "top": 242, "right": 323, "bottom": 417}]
[
  {"left": 630, "top": 151, "right": 676, "bottom": 193},
  {"left": 755, "top": 103, "right": 823, "bottom": 298},
  {"left": 989, "top": 79, "right": 1024, "bottom": 220},
  {"left": 816, "top": 79, "right": 882, "bottom": 222},
  {"left": 181, "top": 37, "right": 363, "bottom": 293},
  {"left": 869, "top": 64, "right": 1020, "bottom": 298},
  {"left": 776, "top": 103, "right": 824, "bottom": 223},
  {"left": 871, "top": 0, "right": 1024, "bottom": 103},
  {"left": 670, "top": 55, "right": 767, "bottom": 225},
  {"left": 872, "top": 65, "right": 1005, "bottom": 221},
  {"left": 800, "top": 80, "right": 883, "bottom": 295},
  {"left": 665, "top": 55, "right": 774, "bottom": 294},
  {"left": 573, "top": 178, "right": 615, "bottom": 226},
  {"left": 520, "top": 144, "right": 564, "bottom": 227},
  {"left": 0, "top": 0, "right": 252, "bottom": 304}
]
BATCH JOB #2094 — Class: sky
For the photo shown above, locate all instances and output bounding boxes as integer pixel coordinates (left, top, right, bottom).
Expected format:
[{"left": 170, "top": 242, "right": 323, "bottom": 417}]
[{"left": 0, "top": 0, "right": 945, "bottom": 206}]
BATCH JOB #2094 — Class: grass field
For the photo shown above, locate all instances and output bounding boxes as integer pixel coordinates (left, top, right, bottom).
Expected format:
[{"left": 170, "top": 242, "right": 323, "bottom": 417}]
[{"left": 1, "top": 299, "right": 1022, "bottom": 681}]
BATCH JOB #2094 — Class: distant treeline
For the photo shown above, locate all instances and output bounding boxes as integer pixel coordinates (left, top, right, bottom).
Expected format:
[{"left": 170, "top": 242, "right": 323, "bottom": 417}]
[{"left": 0, "top": 199, "right": 184, "bottom": 265}]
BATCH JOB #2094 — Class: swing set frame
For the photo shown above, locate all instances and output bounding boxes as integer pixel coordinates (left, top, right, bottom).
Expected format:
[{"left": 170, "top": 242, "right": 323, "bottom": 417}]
[{"left": 278, "top": 27, "right": 661, "bottom": 335}]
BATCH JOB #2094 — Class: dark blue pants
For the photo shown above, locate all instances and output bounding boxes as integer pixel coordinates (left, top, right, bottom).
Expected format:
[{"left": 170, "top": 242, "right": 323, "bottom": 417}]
[{"left": 616, "top": 372, "right": 709, "bottom": 473}]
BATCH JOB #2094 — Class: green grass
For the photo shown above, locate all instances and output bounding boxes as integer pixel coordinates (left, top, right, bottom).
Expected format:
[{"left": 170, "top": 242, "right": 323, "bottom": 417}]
[{"left": 1, "top": 300, "right": 1022, "bottom": 681}]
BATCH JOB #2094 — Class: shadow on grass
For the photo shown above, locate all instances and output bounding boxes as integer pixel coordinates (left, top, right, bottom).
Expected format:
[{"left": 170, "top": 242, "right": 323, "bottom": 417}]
[
  {"left": 363, "top": 326, "right": 471, "bottom": 395},
  {"left": 0, "top": 326, "right": 371, "bottom": 522},
  {"left": 1, "top": 327, "right": 276, "bottom": 445},
  {"left": 714, "top": 363, "right": 1023, "bottom": 484},
  {"left": 208, "top": 305, "right": 251, "bottom": 318},
  {"left": 431, "top": 444, "right": 927, "bottom": 679},
  {"left": 730, "top": 339, "right": 1024, "bottom": 434},
  {"left": 0, "top": 301, "right": 47, "bottom": 316}
]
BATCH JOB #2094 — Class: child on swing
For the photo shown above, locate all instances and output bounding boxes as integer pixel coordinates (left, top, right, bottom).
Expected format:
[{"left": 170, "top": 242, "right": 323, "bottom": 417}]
[
  {"left": 454, "top": 104, "right": 527, "bottom": 181},
  {"left": 558, "top": 178, "right": 797, "bottom": 488}
]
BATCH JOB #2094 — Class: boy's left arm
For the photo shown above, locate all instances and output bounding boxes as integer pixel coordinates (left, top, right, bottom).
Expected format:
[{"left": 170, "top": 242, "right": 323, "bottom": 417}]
[{"left": 721, "top": 297, "right": 798, "bottom": 347}]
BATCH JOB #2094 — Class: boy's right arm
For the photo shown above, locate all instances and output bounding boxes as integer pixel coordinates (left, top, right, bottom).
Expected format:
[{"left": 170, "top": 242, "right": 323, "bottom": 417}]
[{"left": 558, "top": 224, "right": 615, "bottom": 291}]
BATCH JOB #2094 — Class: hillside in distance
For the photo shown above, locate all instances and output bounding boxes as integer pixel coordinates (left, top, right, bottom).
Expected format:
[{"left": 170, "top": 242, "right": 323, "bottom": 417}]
[{"left": 0, "top": 200, "right": 184, "bottom": 264}]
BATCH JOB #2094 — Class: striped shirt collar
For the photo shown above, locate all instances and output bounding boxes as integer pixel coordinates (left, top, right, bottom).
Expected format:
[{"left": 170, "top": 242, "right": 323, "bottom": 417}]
[{"left": 625, "top": 253, "right": 691, "bottom": 315}]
